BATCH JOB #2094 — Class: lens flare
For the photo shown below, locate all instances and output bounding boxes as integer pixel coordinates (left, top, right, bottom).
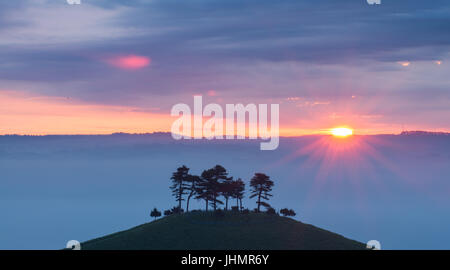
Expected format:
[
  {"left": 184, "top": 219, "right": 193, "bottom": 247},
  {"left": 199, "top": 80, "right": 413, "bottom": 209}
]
[{"left": 330, "top": 127, "right": 353, "bottom": 137}]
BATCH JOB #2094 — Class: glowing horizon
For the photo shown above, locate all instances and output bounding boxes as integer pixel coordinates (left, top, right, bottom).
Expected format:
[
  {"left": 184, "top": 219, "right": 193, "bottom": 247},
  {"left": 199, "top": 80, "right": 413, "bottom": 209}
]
[{"left": 1, "top": 90, "right": 448, "bottom": 136}]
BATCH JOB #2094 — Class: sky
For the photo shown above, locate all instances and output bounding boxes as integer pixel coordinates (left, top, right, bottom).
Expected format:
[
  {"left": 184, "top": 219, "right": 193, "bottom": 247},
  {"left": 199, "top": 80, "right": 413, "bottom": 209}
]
[{"left": 1, "top": 0, "right": 450, "bottom": 135}]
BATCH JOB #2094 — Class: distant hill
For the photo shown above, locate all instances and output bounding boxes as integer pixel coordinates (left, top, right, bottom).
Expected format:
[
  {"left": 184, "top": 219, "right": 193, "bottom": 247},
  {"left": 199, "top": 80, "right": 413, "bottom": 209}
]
[
  {"left": 400, "top": 131, "right": 450, "bottom": 136},
  {"left": 81, "top": 211, "right": 366, "bottom": 250}
]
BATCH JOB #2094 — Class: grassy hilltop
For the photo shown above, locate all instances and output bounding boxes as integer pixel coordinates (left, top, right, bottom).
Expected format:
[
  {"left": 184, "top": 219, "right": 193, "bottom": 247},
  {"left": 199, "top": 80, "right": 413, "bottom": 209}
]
[{"left": 81, "top": 211, "right": 366, "bottom": 250}]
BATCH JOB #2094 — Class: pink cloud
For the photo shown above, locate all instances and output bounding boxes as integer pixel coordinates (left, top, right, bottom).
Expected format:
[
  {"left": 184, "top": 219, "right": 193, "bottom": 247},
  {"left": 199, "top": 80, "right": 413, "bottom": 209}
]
[
  {"left": 207, "top": 90, "right": 218, "bottom": 97},
  {"left": 397, "top": 61, "right": 410, "bottom": 67},
  {"left": 106, "top": 55, "right": 151, "bottom": 70}
]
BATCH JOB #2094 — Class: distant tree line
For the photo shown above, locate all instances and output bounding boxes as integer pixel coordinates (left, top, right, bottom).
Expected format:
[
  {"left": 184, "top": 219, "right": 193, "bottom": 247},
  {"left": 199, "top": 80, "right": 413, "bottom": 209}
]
[{"left": 150, "top": 165, "right": 296, "bottom": 219}]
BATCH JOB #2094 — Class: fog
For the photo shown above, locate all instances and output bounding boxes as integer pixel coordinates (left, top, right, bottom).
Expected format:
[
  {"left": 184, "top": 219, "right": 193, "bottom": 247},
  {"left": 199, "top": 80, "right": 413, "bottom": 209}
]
[{"left": 0, "top": 133, "right": 449, "bottom": 249}]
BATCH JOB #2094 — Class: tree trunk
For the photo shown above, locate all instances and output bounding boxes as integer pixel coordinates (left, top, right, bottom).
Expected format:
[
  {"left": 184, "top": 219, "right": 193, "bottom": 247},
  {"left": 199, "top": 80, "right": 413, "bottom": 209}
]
[
  {"left": 187, "top": 182, "right": 195, "bottom": 213},
  {"left": 205, "top": 200, "right": 209, "bottom": 211},
  {"left": 186, "top": 192, "right": 193, "bottom": 213},
  {"left": 225, "top": 197, "right": 228, "bottom": 210},
  {"left": 178, "top": 183, "right": 183, "bottom": 210},
  {"left": 239, "top": 198, "right": 242, "bottom": 210},
  {"left": 257, "top": 190, "right": 262, "bottom": 212}
]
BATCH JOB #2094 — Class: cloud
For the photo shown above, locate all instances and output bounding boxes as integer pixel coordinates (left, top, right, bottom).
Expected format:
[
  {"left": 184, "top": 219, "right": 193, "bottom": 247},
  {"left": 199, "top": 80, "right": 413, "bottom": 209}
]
[
  {"left": 0, "top": 1, "right": 138, "bottom": 47},
  {"left": 105, "top": 55, "right": 151, "bottom": 70},
  {"left": 207, "top": 90, "right": 217, "bottom": 97},
  {"left": 0, "top": 0, "right": 449, "bottom": 134}
]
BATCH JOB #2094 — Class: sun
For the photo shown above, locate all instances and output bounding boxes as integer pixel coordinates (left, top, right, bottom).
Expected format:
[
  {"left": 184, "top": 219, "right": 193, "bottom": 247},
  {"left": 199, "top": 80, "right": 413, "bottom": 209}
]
[{"left": 330, "top": 127, "right": 353, "bottom": 137}]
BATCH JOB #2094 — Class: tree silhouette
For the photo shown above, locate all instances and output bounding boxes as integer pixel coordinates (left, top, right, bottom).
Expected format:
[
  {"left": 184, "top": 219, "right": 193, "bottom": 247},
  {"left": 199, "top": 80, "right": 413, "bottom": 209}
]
[
  {"left": 280, "top": 208, "right": 296, "bottom": 217},
  {"left": 186, "top": 174, "right": 201, "bottom": 212},
  {"left": 194, "top": 165, "right": 231, "bottom": 211},
  {"left": 249, "top": 173, "right": 274, "bottom": 212},
  {"left": 150, "top": 208, "right": 161, "bottom": 220},
  {"left": 266, "top": 207, "right": 276, "bottom": 215},
  {"left": 231, "top": 178, "right": 245, "bottom": 210},
  {"left": 221, "top": 177, "right": 235, "bottom": 210},
  {"left": 280, "top": 208, "right": 289, "bottom": 216},
  {"left": 166, "top": 166, "right": 278, "bottom": 215},
  {"left": 213, "top": 165, "right": 232, "bottom": 210},
  {"left": 170, "top": 165, "right": 190, "bottom": 211},
  {"left": 195, "top": 175, "right": 213, "bottom": 211},
  {"left": 195, "top": 181, "right": 211, "bottom": 211},
  {"left": 200, "top": 167, "right": 223, "bottom": 211},
  {"left": 171, "top": 206, "right": 184, "bottom": 214}
]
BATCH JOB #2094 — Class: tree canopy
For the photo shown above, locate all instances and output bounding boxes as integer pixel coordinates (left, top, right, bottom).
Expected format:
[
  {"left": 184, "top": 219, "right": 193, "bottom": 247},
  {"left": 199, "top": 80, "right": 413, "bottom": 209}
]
[{"left": 249, "top": 173, "right": 274, "bottom": 212}]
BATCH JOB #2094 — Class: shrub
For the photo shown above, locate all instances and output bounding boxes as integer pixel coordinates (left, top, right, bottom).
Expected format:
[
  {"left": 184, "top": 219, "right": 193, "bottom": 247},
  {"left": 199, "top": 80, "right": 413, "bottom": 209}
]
[
  {"left": 214, "top": 209, "right": 225, "bottom": 217},
  {"left": 171, "top": 206, "right": 184, "bottom": 214},
  {"left": 150, "top": 208, "right": 162, "bottom": 219},
  {"left": 164, "top": 209, "right": 172, "bottom": 216},
  {"left": 280, "top": 208, "right": 296, "bottom": 217},
  {"left": 266, "top": 207, "right": 276, "bottom": 215},
  {"left": 242, "top": 209, "right": 250, "bottom": 214},
  {"left": 231, "top": 206, "right": 239, "bottom": 212},
  {"left": 280, "top": 208, "right": 289, "bottom": 216}
]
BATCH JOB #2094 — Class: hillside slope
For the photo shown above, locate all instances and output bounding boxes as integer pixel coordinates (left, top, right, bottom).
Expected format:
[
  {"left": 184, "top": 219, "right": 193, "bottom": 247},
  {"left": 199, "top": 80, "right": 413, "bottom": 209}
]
[{"left": 81, "top": 211, "right": 366, "bottom": 250}]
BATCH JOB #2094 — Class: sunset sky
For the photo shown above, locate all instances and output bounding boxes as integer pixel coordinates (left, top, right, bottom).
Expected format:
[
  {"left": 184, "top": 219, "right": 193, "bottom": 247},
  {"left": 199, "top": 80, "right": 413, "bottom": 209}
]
[{"left": 0, "top": 0, "right": 449, "bottom": 135}]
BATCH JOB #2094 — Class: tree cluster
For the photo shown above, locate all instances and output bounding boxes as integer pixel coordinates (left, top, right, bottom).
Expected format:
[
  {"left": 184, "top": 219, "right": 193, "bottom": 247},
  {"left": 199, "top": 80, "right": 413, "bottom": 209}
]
[
  {"left": 150, "top": 165, "right": 297, "bottom": 220},
  {"left": 169, "top": 165, "right": 273, "bottom": 213}
]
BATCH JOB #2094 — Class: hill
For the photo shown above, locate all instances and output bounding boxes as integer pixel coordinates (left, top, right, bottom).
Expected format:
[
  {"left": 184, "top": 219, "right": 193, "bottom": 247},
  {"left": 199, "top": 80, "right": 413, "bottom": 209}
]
[{"left": 81, "top": 211, "right": 366, "bottom": 250}]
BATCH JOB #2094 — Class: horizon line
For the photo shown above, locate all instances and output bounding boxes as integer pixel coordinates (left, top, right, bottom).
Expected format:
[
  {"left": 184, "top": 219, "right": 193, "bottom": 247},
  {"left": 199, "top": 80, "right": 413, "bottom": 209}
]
[{"left": 1, "top": 130, "right": 449, "bottom": 137}]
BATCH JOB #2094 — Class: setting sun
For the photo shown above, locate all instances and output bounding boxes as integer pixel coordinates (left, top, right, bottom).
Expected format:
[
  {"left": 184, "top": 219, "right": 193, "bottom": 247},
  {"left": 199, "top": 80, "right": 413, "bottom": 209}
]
[{"left": 330, "top": 127, "right": 353, "bottom": 137}]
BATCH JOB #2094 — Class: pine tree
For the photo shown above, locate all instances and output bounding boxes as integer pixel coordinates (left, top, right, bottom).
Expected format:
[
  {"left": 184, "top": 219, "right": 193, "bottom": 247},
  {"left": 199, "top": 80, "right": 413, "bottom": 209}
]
[
  {"left": 200, "top": 168, "right": 223, "bottom": 211},
  {"left": 170, "top": 165, "right": 190, "bottom": 211},
  {"left": 232, "top": 178, "right": 245, "bottom": 210},
  {"left": 221, "top": 177, "right": 235, "bottom": 210},
  {"left": 195, "top": 176, "right": 214, "bottom": 211},
  {"left": 249, "top": 173, "right": 274, "bottom": 212},
  {"left": 186, "top": 174, "right": 201, "bottom": 212}
]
